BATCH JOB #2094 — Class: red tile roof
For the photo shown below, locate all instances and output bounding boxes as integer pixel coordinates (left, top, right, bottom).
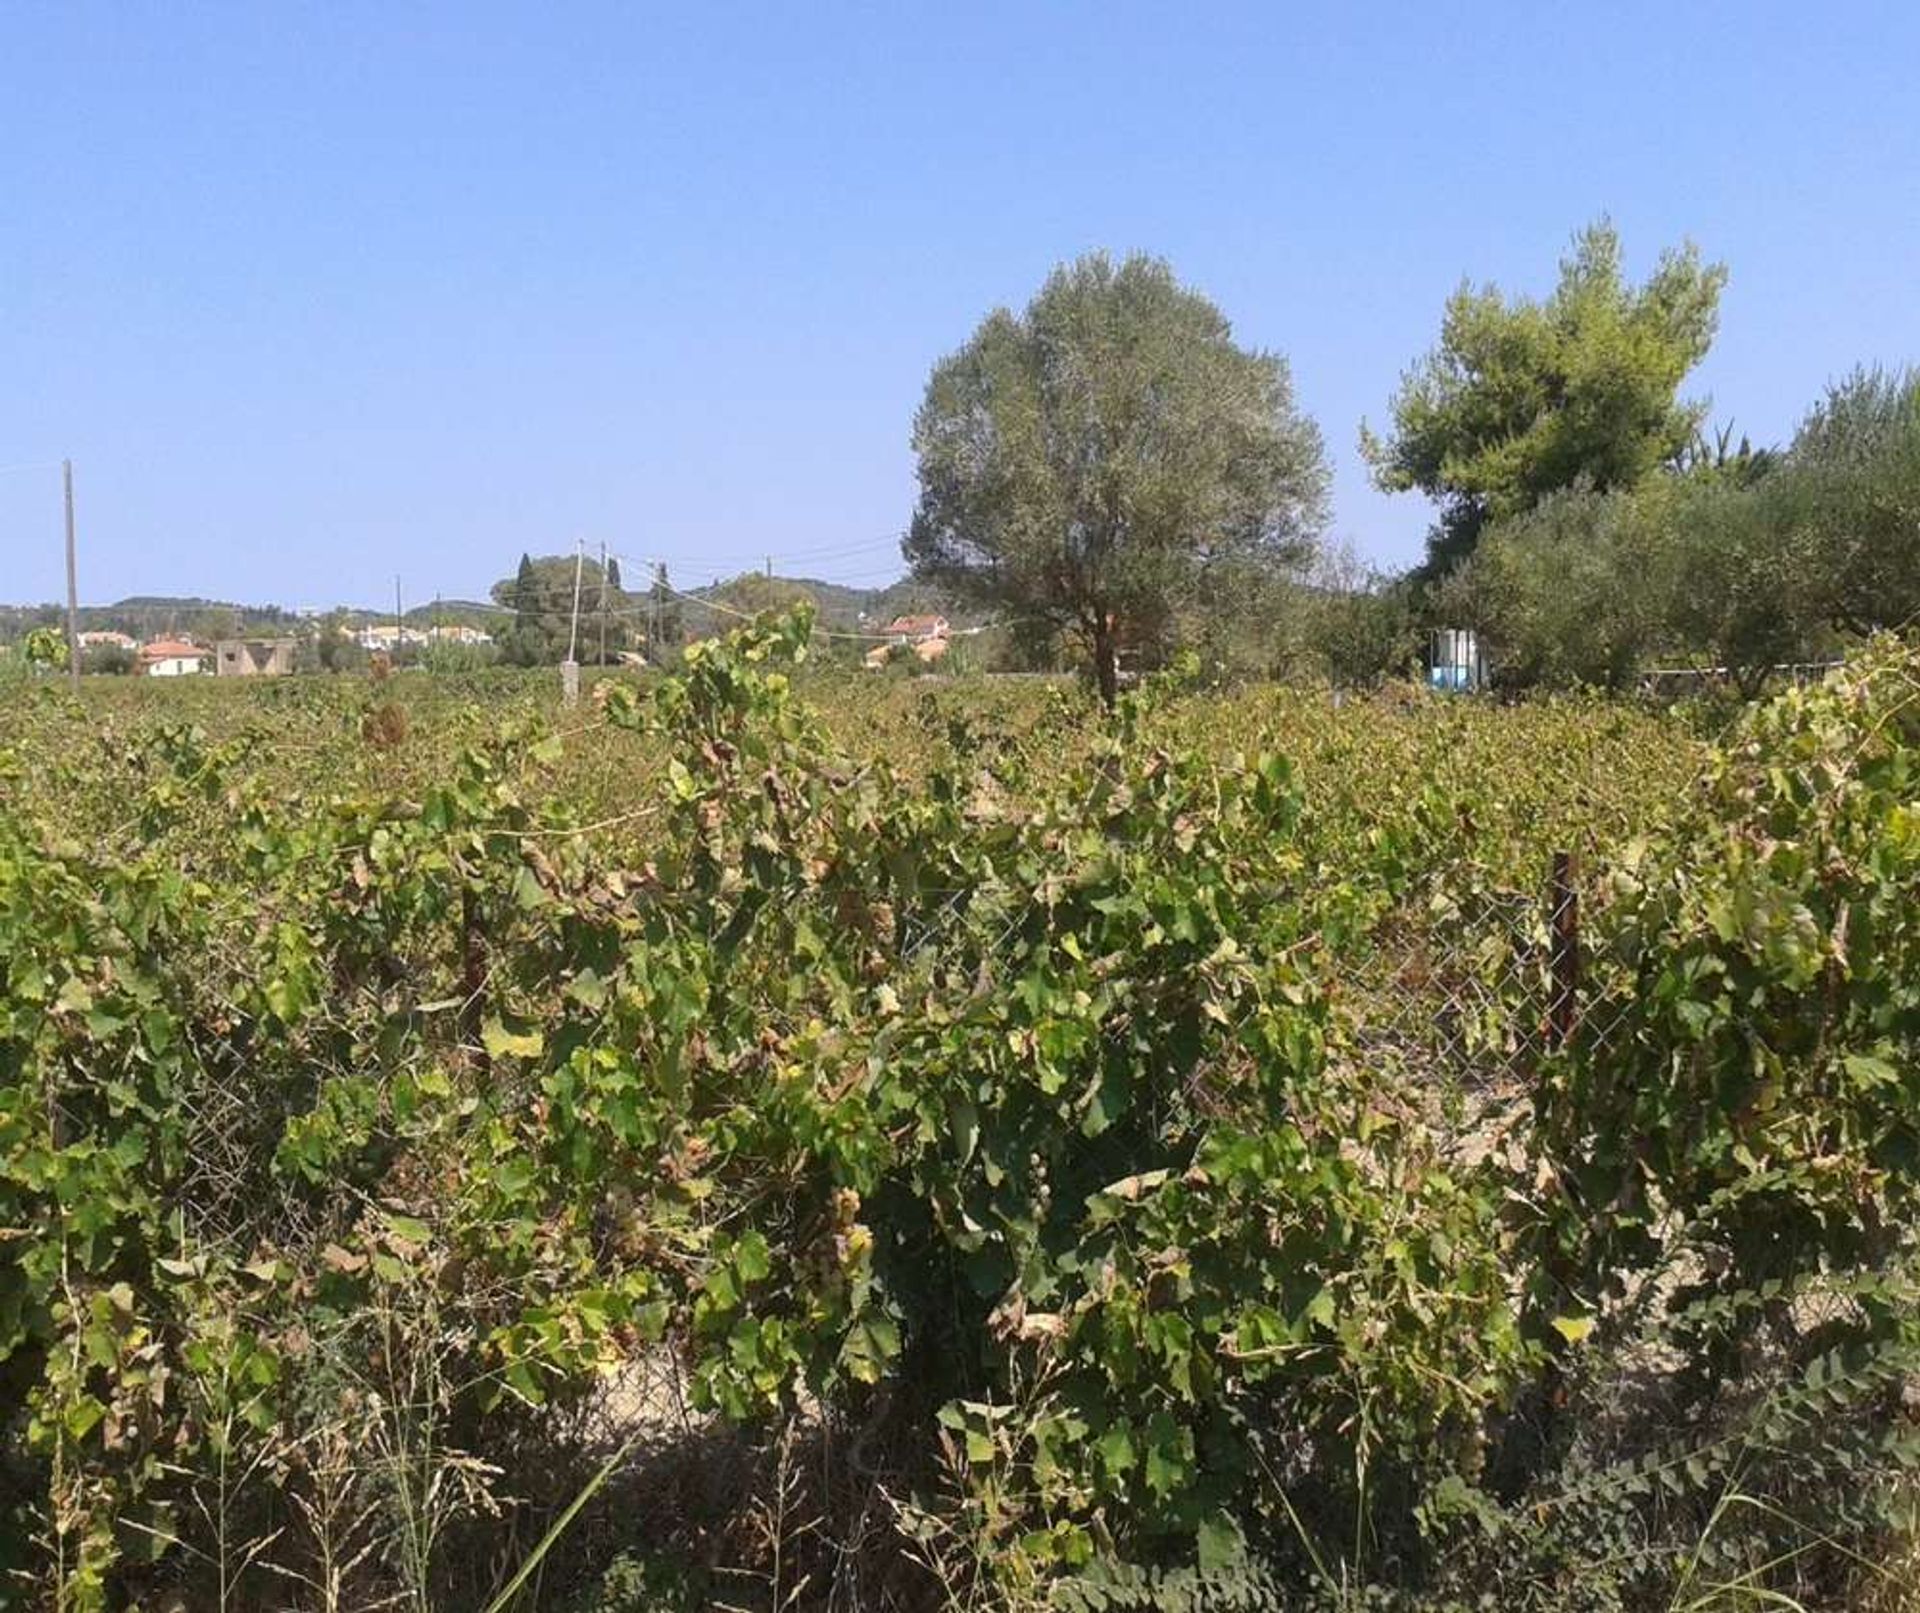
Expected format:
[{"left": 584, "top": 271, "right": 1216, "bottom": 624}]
[{"left": 882, "top": 614, "right": 947, "bottom": 639}]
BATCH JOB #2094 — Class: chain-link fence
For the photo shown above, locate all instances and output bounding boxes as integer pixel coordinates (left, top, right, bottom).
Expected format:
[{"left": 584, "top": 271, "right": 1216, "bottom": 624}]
[{"left": 1331, "top": 849, "right": 1636, "bottom": 1110}]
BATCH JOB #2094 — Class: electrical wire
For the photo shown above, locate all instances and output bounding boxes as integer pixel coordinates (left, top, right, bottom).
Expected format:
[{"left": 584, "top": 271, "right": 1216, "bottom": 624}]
[
  {"left": 629, "top": 565, "right": 1032, "bottom": 643},
  {"left": 725, "top": 532, "right": 908, "bottom": 563},
  {"left": 329, "top": 551, "right": 1043, "bottom": 643}
]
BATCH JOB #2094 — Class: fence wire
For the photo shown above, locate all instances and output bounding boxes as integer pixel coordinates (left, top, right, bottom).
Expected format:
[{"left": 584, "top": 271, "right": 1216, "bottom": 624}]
[{"left": 1330, "top": 851, "right": 1638, "bottom": 1107}]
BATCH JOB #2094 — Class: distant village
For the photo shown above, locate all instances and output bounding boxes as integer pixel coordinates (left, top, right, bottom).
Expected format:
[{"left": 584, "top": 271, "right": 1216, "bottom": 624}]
[
  {"left": 37, "top": 609, "right": 958, "bottom": 678},
  {"left": 0, "top": 555, "right": 972, "bottom": 681},
  {"left": 72, "top": 621, "right": 495, "bottom": 677}
]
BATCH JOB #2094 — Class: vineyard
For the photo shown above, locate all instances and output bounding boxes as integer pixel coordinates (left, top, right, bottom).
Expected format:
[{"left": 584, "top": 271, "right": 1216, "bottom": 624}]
[{"left": 3, "top": 614, "right": 1917, "bottom": 1611}]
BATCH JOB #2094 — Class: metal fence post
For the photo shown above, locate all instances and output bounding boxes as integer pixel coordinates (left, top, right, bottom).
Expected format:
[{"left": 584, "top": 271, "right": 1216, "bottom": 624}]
[{"left": 1548, "top": 850, "right": 1580, "bottom": 1051}]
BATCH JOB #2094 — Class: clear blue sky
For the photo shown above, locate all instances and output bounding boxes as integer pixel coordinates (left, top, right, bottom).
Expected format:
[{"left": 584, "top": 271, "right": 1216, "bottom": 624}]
[{"left": 4, "top": 2, "right": 1917, "bottom": 609}]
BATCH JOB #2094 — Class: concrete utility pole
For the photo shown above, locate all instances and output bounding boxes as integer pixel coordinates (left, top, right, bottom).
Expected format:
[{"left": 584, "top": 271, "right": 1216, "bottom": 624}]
[
  {"left": 394, "top": 576, "right": 404, "bottom": 644},
  {"left": 561, "top": 539, "right": 585, "bottom": 706},
  {"left": 63, "top": 459, "right": 80, "bottom": 694},
  {"left": 597, "top": 540, "right": 609, "bottom": 667}
]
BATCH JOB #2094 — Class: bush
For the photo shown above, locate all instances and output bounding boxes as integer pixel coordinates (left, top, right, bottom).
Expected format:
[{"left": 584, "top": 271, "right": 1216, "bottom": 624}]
[{"left": 1541, "top": 638, "right": 1920, "bottom": 1314}]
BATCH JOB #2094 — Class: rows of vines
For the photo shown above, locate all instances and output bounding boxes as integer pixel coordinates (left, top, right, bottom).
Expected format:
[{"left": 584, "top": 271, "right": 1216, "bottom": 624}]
[{"left": 3, "top": 616, "right": 1916, "bottom": 1610}]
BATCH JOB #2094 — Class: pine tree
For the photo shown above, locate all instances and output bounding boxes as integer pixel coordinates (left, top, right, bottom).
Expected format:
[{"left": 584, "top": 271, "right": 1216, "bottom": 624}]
[
  {"left": 511, "top": 553, "right": 540, "bottom": 664},
  {"left": 513, "top": 554, "right": 536, "bottom": 619},
  {"left": 650, "top": 564, "right": 683, "bottom": 653}
]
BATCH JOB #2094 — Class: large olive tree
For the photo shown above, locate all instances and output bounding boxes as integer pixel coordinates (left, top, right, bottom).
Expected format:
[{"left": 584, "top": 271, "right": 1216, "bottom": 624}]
[
  {"left": 1787, "top": 366, "right": 1920, "bottom": 636},
  {"left": 904, "top": 252, "right": 1329, "bottom": 706}
]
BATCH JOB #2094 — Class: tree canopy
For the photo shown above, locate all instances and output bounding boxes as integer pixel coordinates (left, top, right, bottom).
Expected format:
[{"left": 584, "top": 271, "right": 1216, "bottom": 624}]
[
  {"left": 1785, "top": 365, "right": 1920, "bottom": 635},
  {"left": 1436, "top": 483, "right": 1681, "bottom": 691},
  {"left": 1441, "top": 366, "right": 1920, "bottom": 696},
  {"left": 489, "top": 552, "right": 633, "bottom": 665},
  {"left": 904, "top": 251, "right": 1329, "bottom": 705},
  {"left": 647, "top": 564, "right": 685, "bottom": 655},
  {"left": 1364, "top": 219, "right": 1725, "bottom": 578}
]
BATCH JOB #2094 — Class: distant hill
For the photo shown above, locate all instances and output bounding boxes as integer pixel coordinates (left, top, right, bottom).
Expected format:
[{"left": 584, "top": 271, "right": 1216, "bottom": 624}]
[
  {"left": 1, "top": 573, "right": 968, "bottom": 648},
  {"left": 683, "top": 572, "right": 972, "bottom": 636},
  {"left": 0, "top": 593, "right": 516, "bottom": 646},
  {"left": 481, "top": 555, "right": 973, "bottom": 646},
  {"left": 0, "top": 596, "right": 310, "bottom": 645},
  {"left": 404, "top": 598, "right": 501, "bottom": 626}
]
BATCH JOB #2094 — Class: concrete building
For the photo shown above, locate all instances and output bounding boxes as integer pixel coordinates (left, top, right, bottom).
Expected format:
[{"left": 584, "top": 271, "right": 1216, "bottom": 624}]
[{"left": 215, "top": 637, "right": 299, "bottom": 677}]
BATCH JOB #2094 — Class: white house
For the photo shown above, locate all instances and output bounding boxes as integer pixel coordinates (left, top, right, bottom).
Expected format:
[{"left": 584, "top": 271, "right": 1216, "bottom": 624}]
[{"left": 137, "top": 639, "right": 211, "bottom": 677}]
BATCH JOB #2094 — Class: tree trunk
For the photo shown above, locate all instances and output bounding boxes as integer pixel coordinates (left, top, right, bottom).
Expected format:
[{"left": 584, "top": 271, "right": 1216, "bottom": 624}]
[{"left": 1091, "top": 616, "right": 1119, "bottom": 710}]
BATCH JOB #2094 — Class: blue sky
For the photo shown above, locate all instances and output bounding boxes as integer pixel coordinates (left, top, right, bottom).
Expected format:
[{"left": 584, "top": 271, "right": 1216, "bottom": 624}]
[{"left": 3, "top": 2, "right": 1916, "bottom": 609}]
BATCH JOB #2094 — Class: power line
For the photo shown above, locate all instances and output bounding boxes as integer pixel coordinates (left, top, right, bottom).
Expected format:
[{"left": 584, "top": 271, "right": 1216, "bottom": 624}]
[
  {"left": 604, "top": 555, "right": 907, "bottom": 641},
  {"left": 353, "top": 585, "right": 910, "bottom": 642},
  {"left": 187, "top": 573, "right": 1044, "bottom": 654},
  {"left": 626, "top": 563, "right": 1019, "bottom": 643},
  {"left": 753, "top": 534, "right": 908, "bottom": 564},
  {"left": 644, "top": 574, "right": 900, "bottom": 640},
  {"left": 320, "top": 550, "right": 1036, "bottom": 644},
  {"left": 636, "top": 538, "right": 907, "bottom": 581},
  {"left": 800, "top": 565, "right": 913, "bottom": 584}
]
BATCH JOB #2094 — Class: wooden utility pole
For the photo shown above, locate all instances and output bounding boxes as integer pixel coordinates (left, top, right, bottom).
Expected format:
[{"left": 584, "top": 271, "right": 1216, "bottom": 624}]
[{"left": 63, "top": 459, "right": 80, "bottom": 694}]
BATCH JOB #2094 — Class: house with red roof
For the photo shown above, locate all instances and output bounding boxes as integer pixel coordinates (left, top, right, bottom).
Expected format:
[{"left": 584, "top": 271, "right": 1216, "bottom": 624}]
[
  {"left": 880, "top": 613, "right": 949, "bottom": 643},
  {"left": 138, "top": 639, "right": 211, "bottom": 677}
]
